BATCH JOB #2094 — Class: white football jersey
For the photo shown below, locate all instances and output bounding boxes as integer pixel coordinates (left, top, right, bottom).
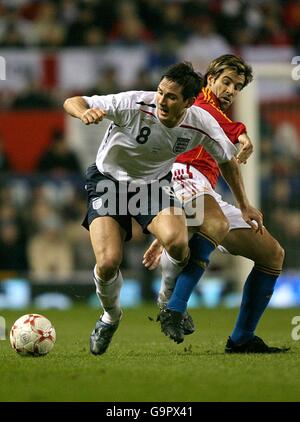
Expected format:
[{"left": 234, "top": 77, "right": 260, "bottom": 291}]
[{"left": 83, "top": 91, "right": 236, "bottom": 183}]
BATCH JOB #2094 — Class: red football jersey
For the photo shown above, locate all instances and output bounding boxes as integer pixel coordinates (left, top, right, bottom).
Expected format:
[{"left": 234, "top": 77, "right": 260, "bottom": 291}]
[{"left": 175, "top": 87, "right": 246, "bottom": 188}]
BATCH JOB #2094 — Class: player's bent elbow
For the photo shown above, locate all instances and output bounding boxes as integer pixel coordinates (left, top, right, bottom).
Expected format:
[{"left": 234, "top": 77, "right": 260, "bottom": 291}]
[{"left": 63, "top": 97, "right": 72, "bottom": 112}]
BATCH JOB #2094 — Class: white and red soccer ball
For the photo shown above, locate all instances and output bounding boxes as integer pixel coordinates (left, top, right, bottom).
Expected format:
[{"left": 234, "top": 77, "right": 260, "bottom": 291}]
[{"left": 10, "top": 314, "right": 56, "bottom": 356}]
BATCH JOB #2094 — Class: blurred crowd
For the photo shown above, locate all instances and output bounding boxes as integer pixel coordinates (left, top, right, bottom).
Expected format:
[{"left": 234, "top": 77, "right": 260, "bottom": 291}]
[
  {"left": 260, "top": 103, "right": 300, "bottom": 270},
  {"left": 0, "top": 0, "right": 300, "bottom": 293},
  {"left": 0, "top": 0, "right": 300, "bottom": 49},
  {"left": 0, "top": 130, "right": 156, "bottom": 299},
  {"left": 0, "top": 0, "right": 299, "bottom": 111}
]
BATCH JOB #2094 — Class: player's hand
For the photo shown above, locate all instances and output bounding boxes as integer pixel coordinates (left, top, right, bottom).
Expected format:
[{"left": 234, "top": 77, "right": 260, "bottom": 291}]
[
  {"left": 142, "top": 239, "right": 163, "bottom": 270},
  {"left": 240, "top": 204, "right": 264, "bottom": 234},
  {"left": 81, "top": 108, "right": 106, "bottom": 125},
  {"left": 236, "top": 133, "right": 253, "bottom": 164}
]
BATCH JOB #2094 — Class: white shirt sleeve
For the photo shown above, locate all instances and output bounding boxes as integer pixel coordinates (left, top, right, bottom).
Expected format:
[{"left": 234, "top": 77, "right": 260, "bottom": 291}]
[
  {"left": 195, "top": 108, "right": 237, "bottom": 163},
  {"left": 82, "top": 91, "right": 140, "bottom": 127}
]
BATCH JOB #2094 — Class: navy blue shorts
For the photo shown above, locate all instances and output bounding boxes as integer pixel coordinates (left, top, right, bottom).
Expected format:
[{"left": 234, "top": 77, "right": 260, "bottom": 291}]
[{"left": 82, "top": 164, "right": 182, "bottom": 241}]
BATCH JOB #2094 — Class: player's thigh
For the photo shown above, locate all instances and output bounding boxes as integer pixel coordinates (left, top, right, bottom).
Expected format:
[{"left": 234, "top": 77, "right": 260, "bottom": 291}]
[
  {"left": 190, "top": 195, "right": 229, "bottom": 241},
  {"left": 147, "top": 207, "right": 188, "bottom": 249},
  {"left": 221, "top": 227, "right": 284, "bottom": 268},
  {"left": 90, "top": 216, "right": 126, "bottom": 268}
]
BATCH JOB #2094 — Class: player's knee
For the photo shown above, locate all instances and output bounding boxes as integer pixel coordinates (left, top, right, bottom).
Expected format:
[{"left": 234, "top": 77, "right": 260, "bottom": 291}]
[
  {"left": 96, "top": 255, "right": 122, "bottom": 281},
  {"left": 257, "top": 239, "right": 285, "bottom": 270},
  {"left": 273, "top": 242, "right": 285, "bottom": 268},
  {"left": 163, "top": 231, "right": 189, "bottom": 261},
  {"left": 200, "top": 216, "right": 229, "bottom": 243},
  {"left": 213, "top": 218, "right": 229, "bottom": 238}
]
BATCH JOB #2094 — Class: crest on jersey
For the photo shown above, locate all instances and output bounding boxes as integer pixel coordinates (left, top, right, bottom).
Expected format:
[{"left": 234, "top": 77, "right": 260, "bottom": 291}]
[
  {"left": 92, "top": 198, "right": 103, "bottom": 210},
  {"left": 173, "top": 138, "right": 191, "bottom": 154}
]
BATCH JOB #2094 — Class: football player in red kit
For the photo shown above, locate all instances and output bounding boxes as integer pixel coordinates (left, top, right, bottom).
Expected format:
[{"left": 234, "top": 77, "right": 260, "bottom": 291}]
[{"left": 144, "top": 55, "right": 289, "bottom": 353}]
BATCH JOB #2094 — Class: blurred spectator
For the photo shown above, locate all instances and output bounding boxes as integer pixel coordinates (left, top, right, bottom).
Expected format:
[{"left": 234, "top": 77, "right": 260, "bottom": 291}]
[
  {"left": 271, "top": 178, "right": 292, "bottom": 208},
  {"left": 26, "top": 196, "right": 54, "bottom": 235},
  {"left": 86, "top": 66, "right": 122, "bottom": 96},
  {"left": 179, "top": 14, "right": 232, "bottom": 71},
  {"left": 283, "top": 0, "right": 300, "bottom": 48},
  {"left": 0, "top": 222, "right": 28, "bottom": 271},
  {"left": 0, "top": 202, "right": 28, "bottom": 272},
  {"left": 0, "top": 22, "right": 25, "bottom": 47},
  {"left": 108, "top": 1, "right": 154, "bottom": 46},
  {"left": 65, "top": 5, "right": 99, "bottom": 46},
  {"left": 282, "top": 211, "right": 300, "bottom": 268},
  {"left": 64, "top": 195, "right": 95, "bottom": 271},
  {"left": 121, "top": 219, "right": 156, "bottom": 301},
  {"left": 236, "top": 27, "right": 257, "bottom": 48},
  {"left": 147, "top": 32, "right": 180, "bottom": 73},
  {"left": 0, "top": 135, "right": 11, "bottom": 172},
  {"left": 131, "top": 68, "right": 155, "bottom": 91},
  {"left": 27, "top": 212, "right": 73, "bottom": 281},
  {"left": 11, "top": 80, "right": 55, "bottom": 110},
  {"left": 27, "top": 2, "right": 66, "bottom": 47},
  {"left": 0, "top": 6, "right": 27, "bottom": 47},
  {"left": 259, "top": 16, "right": 291, "bottom": 46},
  {"left": 138, "top": 0, "right": 164, "bottom": 36},
  {"left": 158, "top": 2, "right": 189, "bottom": 42},
  {"left": 84, "top": 26, "right": 105, "bottom": 47},
  {"left": 0, "top": 202, "right": 17, "bottom": 224},
  {"left": 60, "top": 0, "right": 79, "bottom": 25},
  {"left": 273, "top": 122, "right": 300, "bottom": 160},
  {"left": 37, "top": 130, "right": 82, "bottom": 175}
]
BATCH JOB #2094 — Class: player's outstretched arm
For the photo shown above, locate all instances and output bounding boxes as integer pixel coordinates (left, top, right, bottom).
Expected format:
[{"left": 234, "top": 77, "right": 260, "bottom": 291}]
[
  {"left": 219, "top": 157, "right": 264, "bottom": 234},
  {"left": 63, "top": 96, "right": 106, "bottom": 125}
]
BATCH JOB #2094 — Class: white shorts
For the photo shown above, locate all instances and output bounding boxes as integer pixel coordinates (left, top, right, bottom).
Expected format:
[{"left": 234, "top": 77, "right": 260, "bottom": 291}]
[{"left": 172, "top": 163, "right": 251, "bottom": 252}]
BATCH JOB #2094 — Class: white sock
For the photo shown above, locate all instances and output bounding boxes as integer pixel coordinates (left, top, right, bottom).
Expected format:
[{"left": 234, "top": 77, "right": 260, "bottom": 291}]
[
  {"left": 158, "top": 249, "right": 188, "bottom": 305},
  {"left": 93, "top": 265, "right": 123, "bottom": 324}
]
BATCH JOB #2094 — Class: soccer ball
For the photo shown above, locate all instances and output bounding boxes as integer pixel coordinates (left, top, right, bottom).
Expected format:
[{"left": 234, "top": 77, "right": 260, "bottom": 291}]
[{"left": 10, "top": 314, "right": 56, "bottom": 356}]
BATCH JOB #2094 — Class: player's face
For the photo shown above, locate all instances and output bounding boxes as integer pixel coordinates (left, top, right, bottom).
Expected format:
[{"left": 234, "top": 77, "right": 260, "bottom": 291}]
[
  {"left": 156, "top": 78, "right": 194, "bottom": 127},
  {"left": 207, "top": 69, "right": 245, "bottom": 110}
]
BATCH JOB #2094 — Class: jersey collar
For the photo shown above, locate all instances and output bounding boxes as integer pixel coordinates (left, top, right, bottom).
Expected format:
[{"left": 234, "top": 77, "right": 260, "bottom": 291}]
[{"left": 198, "top": 87, "right": 221, "bottom": 109}]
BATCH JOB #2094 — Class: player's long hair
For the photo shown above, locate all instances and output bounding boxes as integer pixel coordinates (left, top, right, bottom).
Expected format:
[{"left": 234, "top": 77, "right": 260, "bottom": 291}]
[
  {"left": 204, "top": 54, "right": 253, "bottom": 89},
  {"left": 160, "top": 62, "right": 203, "bottom": 100}
]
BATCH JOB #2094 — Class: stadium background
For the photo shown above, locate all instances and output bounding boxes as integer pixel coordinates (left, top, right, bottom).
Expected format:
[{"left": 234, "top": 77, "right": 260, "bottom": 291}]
[{"left": 0, "top": 0, "right": 300, "bottom": 311}]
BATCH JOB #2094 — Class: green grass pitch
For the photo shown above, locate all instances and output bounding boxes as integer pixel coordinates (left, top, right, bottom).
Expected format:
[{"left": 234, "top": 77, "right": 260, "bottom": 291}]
[{"left": 0, "top": 305, "right": 299, "bottom": 402}]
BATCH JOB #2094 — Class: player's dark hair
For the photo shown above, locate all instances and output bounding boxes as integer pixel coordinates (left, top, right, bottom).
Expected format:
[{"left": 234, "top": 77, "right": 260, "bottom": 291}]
[
  {"left": 160, "top": 62, "right": 203, "bottom": 100},
  {"left": 204, "top": 54, "right": 253, "bottom": 89}
]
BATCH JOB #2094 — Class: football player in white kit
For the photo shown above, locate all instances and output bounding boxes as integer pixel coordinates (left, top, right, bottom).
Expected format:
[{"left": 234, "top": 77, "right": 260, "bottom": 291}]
[{"left": 64, "top": 62, "right": 261, "bottom": 355}]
